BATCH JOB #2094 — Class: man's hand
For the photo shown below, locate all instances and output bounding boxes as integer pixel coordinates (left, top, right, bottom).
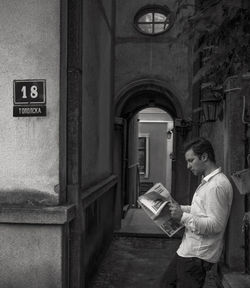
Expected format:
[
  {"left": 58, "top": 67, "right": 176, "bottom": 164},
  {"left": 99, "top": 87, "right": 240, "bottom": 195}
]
[{"left": 169, "top": 202, "right": 183, "bottom": 222}]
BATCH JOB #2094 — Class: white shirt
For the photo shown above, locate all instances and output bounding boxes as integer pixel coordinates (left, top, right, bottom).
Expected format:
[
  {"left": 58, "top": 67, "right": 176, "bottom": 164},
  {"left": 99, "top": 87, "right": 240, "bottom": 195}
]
[{"left": 177, "top": 168, "right": 233, "bottom": 263}]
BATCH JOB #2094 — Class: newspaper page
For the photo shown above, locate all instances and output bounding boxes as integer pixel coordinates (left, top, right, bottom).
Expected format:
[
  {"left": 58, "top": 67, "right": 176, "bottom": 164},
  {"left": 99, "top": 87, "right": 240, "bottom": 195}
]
[{"left": 138, "top": 183, "right": 184, "bottom": 237}]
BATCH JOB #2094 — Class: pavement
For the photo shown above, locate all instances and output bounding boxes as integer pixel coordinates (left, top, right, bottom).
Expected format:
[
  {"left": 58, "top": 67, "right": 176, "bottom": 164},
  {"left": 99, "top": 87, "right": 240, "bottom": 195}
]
[{"left": 87, "top": 208, "right": 218, "bottom": 288}]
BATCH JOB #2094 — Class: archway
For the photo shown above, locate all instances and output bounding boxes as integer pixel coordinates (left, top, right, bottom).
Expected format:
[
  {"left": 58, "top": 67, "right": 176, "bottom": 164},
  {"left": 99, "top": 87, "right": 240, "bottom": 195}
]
[
  {"left": 115, "top": 79, "right": 183, "bottom": 119},
  {"left": 137, "top": 107, "right": 174, "bottom": 203},
  {"left": 113, "top": 79, "right": 189, "bottom": 230}
]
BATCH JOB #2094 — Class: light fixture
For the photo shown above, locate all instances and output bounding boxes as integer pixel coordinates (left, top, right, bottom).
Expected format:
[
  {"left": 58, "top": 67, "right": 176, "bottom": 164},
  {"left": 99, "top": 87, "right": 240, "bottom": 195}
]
[
  {"left": 174, "top": 119, "right": 192, "bottom": 137},
  {"left": 201, "top": 97, "right": 221, "bottom": 122},
  {"left": 200, "top": 85, "right": 224, "bottom": 123},
  {"left": 167, "top": 129, "right": 173, "bottom": 139}
]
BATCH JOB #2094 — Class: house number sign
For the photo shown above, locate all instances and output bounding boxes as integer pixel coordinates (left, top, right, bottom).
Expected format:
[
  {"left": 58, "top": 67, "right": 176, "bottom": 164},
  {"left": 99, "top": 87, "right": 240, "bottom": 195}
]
[{"left": 13, "top": 79, "right": 46, "bottom": 117}]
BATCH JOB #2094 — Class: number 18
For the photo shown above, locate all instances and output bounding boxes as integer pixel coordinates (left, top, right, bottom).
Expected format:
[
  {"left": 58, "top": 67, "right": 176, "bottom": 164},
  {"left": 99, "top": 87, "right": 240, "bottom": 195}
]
[{"left": 21, "top": 85, "right": 38, "bottom": 99}]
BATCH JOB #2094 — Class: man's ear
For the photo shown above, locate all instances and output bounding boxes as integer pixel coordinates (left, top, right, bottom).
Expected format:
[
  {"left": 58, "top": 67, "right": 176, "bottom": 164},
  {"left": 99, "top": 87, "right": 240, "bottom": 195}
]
[{"left": 201, "top": 152, "right": 208, "bottom": 161}]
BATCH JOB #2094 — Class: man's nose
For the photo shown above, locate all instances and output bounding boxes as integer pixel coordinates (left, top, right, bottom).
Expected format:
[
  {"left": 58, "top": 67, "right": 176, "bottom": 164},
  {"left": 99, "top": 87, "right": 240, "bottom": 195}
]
[{"left": 187, "top": 163, "right": 191, "bottom": 169}]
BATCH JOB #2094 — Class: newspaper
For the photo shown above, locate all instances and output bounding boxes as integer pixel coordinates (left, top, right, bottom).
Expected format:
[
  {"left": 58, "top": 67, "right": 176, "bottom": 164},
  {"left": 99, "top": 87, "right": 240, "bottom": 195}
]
[{"left": 138, "top": 183, "right": 184, "bottom": 237}]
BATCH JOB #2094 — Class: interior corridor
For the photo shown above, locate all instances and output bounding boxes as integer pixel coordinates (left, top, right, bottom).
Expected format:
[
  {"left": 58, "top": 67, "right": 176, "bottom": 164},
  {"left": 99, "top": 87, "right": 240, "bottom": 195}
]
[{"left": 88, "top": 209, "right": 218, "bottom": 288}]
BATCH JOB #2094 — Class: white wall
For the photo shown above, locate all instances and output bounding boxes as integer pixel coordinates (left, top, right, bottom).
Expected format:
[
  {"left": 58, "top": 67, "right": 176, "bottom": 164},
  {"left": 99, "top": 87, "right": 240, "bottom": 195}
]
[
  {"left": 138, "top": 108, "right": 173, "bottom": 191},
  {"left": 0, "top": 0, "right": 60, "bottom": 203},
  {"left": 0, "top": 224, "right": 64, "bottom": 288}
]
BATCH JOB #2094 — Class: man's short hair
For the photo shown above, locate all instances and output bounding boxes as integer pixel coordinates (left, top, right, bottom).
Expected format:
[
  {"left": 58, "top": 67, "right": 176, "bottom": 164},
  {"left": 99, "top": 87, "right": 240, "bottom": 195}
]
[{"left": 184, "top": 137, "right": 216, "bottom": 163}]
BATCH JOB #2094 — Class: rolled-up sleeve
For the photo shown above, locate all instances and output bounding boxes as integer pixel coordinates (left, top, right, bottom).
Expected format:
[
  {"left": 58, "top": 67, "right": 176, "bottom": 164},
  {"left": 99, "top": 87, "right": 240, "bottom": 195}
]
[{"left": 180, "top": 185, "right": 232, "bottom": 235}]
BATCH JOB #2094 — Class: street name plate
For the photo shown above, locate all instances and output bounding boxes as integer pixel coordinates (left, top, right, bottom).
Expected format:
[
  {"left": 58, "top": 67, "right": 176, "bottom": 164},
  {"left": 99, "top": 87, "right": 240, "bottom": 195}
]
[{"left": 13, "top": 79, "right": 46, "bottom": 117}]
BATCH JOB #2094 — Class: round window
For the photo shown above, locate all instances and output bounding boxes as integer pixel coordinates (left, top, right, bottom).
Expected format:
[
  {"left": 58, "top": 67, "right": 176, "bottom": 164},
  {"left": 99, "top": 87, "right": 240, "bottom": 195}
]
[{"left": 134, "top": 6, "right": 174, "bottom": 35}]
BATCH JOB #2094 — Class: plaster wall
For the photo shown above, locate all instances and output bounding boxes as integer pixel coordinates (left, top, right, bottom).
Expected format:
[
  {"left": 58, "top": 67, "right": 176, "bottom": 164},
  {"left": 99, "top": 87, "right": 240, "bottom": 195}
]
[
  {"left": 128, "top": 117, "right": 139, "bottom": 205},
  {"left": 115, "top": 0, "right": 194, "bottom": 118},
  {"left": 100, "top": 0, "right": 113, "bottom": 21},
  {"left": 200, "top": 120, "right": 225, "bottom": 168},
  {"left": 81, "top": 1, "right": 117, "bottom": 283},
  {"left": 223, "top": 90, "right": 245, "bottom": 271},
  {"left": 113, "top": 122, "right": 123, "bottom": 228},
  {"left": 139, "top": 122, "right": 168, "bottom": 187},
  {"left": 200, "top": 91, "right": 246, "bottom": 271},
  {"left": 82, "top": 0, "right": 114, "bottom": 188},
  {"left": 0, "top": 224, "right": 64, "bottom": 288},
  {"left": 138, "top": 108, "right": 173, "bottom": 191},
  {"left": 0, "top": 0, "right": 60, "bottom": 204}
]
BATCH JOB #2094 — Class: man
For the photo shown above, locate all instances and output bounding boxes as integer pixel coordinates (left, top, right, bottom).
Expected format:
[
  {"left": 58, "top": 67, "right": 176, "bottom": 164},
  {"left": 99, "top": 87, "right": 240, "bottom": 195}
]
[{"left": 160, "top": 137, "right": 233, "bottom": 288}]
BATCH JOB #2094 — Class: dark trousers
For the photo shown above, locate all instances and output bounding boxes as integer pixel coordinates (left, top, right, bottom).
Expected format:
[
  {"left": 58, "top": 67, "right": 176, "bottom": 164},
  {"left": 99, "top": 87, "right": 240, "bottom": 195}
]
[{"left": 160, "top": 254, "right": 213, "bottom": 288}]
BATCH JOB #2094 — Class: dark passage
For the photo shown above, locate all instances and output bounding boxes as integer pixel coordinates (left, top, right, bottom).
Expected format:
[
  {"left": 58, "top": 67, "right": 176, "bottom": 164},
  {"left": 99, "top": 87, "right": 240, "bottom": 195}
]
[
  {"left": 88, "top": 236, "right": 180, "bottom": 288},
  {"left": 88, "top": 209, "right": 218, "bottom": 288}
]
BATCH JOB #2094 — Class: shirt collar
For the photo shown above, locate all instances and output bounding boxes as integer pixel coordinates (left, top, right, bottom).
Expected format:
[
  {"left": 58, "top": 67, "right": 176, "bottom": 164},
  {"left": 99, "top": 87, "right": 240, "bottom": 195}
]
[{"left": 202, "top": 167, "right": 221, "bottom": 183}]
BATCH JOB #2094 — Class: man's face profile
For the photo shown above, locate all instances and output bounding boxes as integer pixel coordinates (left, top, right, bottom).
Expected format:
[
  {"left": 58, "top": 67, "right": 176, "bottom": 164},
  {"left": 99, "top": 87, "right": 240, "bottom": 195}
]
[{"left": 185, "top": 148, "right": 205, "bottom": 176}]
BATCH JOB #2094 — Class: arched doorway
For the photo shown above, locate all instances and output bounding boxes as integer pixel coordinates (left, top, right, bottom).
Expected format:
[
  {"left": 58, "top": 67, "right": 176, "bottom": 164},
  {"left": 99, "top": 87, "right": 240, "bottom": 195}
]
[
  {"left": 113, "top": 80, "right": 189, "bottom": 230},
  {"left": 137, "top": 107, "right": 173, "bottom": 202}
]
